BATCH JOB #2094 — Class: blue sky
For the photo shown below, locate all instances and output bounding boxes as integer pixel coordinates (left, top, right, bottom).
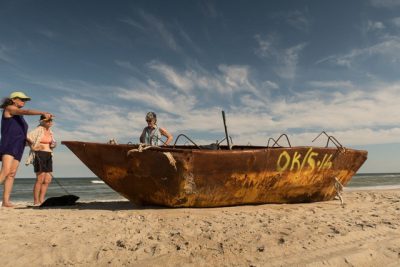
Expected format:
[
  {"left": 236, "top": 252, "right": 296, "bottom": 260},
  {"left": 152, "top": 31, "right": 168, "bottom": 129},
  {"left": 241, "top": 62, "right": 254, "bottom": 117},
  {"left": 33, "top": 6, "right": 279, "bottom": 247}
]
[{"left": 1, "top": 0, "right": 400, "bottom": 177}]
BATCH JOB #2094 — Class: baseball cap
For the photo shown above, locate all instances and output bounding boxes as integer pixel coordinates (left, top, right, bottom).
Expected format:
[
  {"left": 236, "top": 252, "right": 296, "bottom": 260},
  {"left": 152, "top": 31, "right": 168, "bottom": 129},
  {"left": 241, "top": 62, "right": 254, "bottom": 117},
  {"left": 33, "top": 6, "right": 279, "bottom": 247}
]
[{"left": 9, "top": 91, "right": 31, "bottom": 101}]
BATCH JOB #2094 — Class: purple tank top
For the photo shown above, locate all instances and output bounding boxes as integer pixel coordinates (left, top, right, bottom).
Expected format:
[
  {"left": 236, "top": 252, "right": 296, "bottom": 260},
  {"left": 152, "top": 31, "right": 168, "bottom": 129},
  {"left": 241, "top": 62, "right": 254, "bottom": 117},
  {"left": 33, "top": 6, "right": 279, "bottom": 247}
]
[{"left": 0, "top": 111, "right": 29, "bottom": 161}]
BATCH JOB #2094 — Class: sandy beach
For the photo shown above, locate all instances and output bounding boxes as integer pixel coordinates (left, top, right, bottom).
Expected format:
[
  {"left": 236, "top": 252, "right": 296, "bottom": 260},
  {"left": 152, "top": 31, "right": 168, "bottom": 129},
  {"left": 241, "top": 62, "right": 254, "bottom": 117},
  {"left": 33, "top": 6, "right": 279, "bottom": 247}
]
[{"left": 1, "top": 189, "right": 399, "bottom": 267}]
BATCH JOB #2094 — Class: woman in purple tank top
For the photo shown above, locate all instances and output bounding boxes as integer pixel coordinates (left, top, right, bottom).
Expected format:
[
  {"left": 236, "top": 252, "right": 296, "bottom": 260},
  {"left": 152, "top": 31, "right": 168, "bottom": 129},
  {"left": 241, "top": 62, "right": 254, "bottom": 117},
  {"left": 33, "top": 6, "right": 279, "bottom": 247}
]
[{"left": 0, "top": 91, "right": 53, "bottom": 207}]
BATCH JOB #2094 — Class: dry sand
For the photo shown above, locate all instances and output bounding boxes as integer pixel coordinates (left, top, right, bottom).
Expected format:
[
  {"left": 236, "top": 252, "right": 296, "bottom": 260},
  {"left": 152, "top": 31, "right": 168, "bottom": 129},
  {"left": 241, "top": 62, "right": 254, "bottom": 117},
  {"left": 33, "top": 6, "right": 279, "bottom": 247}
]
[{"left": 1, "top": 189, "right": 399, "bottom": 267}]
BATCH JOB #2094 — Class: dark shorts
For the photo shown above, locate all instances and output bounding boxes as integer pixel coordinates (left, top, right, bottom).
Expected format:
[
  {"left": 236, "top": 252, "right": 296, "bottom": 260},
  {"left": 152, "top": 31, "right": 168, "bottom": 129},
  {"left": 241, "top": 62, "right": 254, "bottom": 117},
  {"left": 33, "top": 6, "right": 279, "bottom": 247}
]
[{"left": 34, "top": 151, "right": 53, "bottom": 173}]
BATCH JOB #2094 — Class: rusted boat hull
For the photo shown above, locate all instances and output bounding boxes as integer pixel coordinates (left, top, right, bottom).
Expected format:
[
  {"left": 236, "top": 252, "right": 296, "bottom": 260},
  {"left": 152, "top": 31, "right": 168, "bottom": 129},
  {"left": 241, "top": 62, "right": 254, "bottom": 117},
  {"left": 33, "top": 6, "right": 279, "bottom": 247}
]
[{"left": 62, "top": 141, "right": 367, "bottom": 207}]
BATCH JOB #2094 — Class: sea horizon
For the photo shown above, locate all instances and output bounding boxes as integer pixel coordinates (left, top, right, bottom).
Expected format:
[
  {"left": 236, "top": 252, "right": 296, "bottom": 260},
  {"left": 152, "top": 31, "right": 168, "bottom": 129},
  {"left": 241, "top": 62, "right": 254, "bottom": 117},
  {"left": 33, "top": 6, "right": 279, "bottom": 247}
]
[
  {"left": 12, "top": 171, "right": 400, "bottom": 179},
  {"left": 2, "top": 172, "right": 400, "bottom": 203}
]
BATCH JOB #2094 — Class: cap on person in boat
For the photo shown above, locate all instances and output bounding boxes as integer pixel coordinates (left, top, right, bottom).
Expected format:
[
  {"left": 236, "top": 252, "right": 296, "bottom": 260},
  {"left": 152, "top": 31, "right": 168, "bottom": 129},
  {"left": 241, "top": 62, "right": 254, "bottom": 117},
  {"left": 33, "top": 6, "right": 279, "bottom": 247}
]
[
  {"left": 146, "top": 112, "right": 157, "bottom": 123},
  {"left": 39, "top": 114, "right": 54, "bottom": 123},
  {"left": 9, "top": 91, "right": 31, "bottom": 101}
]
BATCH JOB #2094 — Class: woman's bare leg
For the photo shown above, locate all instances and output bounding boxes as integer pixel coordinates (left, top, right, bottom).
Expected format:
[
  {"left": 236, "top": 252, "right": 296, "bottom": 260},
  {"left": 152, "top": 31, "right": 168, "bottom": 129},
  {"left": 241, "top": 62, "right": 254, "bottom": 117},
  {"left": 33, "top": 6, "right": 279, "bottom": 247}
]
[
  {"left": 33, "top": 172, "right": 45, "bottom": 205},
  {"left": 39, "top": 173, "right": 52, "bottom": 203},
  {"left": 0, "top": 154, "right": 13, "bottom": 185},
  {"left": 2, "top": 157, "right": 20, "bottom": 207}
]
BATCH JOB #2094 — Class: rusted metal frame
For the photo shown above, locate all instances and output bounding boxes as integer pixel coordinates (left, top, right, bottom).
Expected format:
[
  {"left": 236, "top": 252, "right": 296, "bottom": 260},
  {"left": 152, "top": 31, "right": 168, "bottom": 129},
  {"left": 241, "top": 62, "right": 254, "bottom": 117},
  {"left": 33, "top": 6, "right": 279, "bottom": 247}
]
[
  {"left": 267, "top": 138, "right": 279, "bottom": 147},
  {"left": 217, "top": 136, "right": 234, "bottom": 146},
  {"left": 312, "top": 131, "right": 345, "bottom": 159},
  {"left": 173, "top": 134, "right": 201, "bottom": 149},
  {"left": 267, "top": 134, "right": 291, "bottom": 148},
  {"left": 222, "top": 110, "right": 232, "bottom": 150},
  {"left": 312, "top": 131, "right": 343, "bottom": 149}
]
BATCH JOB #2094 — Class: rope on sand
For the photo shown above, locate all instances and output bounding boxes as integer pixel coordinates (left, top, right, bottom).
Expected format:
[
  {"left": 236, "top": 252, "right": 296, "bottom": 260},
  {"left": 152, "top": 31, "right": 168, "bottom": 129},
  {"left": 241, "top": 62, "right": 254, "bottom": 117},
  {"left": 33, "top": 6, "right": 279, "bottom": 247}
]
[{"left": 334, "top": 177, "right": 344, "bottom": 206}]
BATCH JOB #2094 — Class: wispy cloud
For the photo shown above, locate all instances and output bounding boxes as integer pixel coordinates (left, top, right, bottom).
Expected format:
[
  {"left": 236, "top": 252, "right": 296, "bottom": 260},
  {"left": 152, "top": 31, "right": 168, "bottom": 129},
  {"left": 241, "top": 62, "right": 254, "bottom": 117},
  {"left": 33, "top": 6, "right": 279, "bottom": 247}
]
[
  {"left": 0, "top": 44, "right": 15, "bottom": 64},
  {"left": 139, "top": 10, "right": 180, "bottom": 51},
  {"left": 254, "top": 34, "right": 277, "bottom": 58},
  {"left": 147, "top": 61, "right": 259, "bottom": 96},
  {"left": 118, "top": 17, "right": 146, "bottom": 31},
  {"left": 308, "top": 80, "right": 354, "bottom": 90},
  {"left": 199, "top": 0, "right": 218, "bottom": 18},
  {"left": 55, "top": 96, "right": 144, "bottom": 142},
  {"left": 275, "top": 43, "right": 307, "bottom": 80},
  {"left": 37, "top": 29, "right": 57, "bottom": 39},
  {"left": 148, "top": 61, "right": 194, "bottom": 93},
  {"left": 392, "top": 17, "right": 400, "bottom": 27},
  {"left": 316, "top": 35, "right": 400, "bottom": 67},
  {"left": 119, "top": 11, "right": 180, "bottom": 52},
  {"left": 262, "top": 80, "right": 279, "bottom": 90},
  {"left": 370, "top": 0, "right": 400, "bottom": 8},
  {"left": 116, "top": 87, "right": 197, "bottom": 115},
  {"left": 366, "top": 20, "right": 385, "bottom": 32},
  {"left": 284, "top": 9, "right": 311, "bottom": 32},
  {"left": 254, "top": 35, "right": 306, "bottom": 80},
  {"left": 26, "top": 77, "right": 118, "bottom": 100},
  {"left": 114, "top": 60, "right": 142, "bottom": 74},
  {"left": 39, "top": 67, "right": 400, "bottom": 149},
  {"left": 227, "top": 83, "right": 400, "bottom": 146},
  {"left": 218, "top": 65, "right": 257, "bottom": 94}
]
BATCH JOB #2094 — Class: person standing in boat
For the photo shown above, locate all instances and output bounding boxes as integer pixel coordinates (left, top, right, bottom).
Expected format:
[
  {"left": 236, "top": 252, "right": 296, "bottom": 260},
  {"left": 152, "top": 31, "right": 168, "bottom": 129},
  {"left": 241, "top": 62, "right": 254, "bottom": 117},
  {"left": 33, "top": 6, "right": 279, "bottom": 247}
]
[
  {"left": 139, "top": 112, "right": 173, "bottom": 146},
  {"left": 0, "top": 91, "right": 53, "bottom": 207},
  {"left": 26, "top": 115, "right": 57, "bottom": 205}
]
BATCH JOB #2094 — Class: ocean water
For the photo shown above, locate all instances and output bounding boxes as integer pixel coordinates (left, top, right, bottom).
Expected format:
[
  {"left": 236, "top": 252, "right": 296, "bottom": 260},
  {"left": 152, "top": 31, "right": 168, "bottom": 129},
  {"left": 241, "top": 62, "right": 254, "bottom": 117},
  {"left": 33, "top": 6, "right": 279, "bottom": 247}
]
[
  {"left": 1, "top": 173, "right": 400, "bottom": 203},
  {"left": 0, "top": 177, "right": 125, "bottom": 203}
]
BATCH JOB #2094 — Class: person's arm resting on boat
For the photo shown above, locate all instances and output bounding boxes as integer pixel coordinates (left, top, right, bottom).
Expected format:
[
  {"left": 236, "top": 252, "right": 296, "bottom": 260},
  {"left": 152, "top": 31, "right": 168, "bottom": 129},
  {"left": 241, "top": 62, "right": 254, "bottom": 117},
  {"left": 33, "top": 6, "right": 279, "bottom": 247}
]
[{"left": 159, "top": 127, "right": 173, "bottom": 146}]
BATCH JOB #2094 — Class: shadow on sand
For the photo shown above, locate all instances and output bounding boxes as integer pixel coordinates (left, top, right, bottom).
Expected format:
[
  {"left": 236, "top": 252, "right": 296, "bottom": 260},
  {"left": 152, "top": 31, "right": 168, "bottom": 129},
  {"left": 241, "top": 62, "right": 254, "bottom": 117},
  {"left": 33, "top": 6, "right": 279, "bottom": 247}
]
[{"left": 20, "top": 201, "right": 168, "bottom": 211}]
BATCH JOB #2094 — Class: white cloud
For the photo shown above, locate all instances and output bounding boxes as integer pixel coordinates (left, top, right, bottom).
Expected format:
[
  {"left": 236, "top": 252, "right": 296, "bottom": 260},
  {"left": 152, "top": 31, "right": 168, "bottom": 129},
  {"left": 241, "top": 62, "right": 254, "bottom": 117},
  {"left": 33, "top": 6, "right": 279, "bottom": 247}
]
[
  {"left": 218, "top": 65, "right": 257, "bottom": 93},
  {"left": 116, "top": 86, "right": 197, "bottom": 115},
  {"left": 254, "top": 34, "right": 276, "bottom": 58},
  {"left": 37, "top": 29, "right": 57, "bottom": 39},
  {"left": 148, "top": 61, "right": 194, "bottom": 93},
  {"left": 275, "top": 43, "right": 307, "bottom": 80},
  {"left": 115, "top": 60, "right": 141, "bottom": 74},
  {"left": 0, "top": 44, "right": 14, "bottom": 64},
  {"left": 200, "top": 1, "right": 218, "bottom": 18},
  {"left": 316, "top": 35, "right": 400, "bottom": 67},
  {"left": 206, "top": 82, "right": 400, "bottom": 147},
  {"left": 366, "top": 20, "right": 385, "bottom": 31},
  {"left": 308, "top": 80, "right": 354, "bottom": 90},
  {"left": 370, "top": 0, "right": 400, "bottom": 8},
  {"left": 148, "top": 61, "right": 259, "bottom": 96},
  {"left": 119, "top": 17, "right": 146, "bottom": 31},
  {"left": 254, "top": 35, "right": 306, "bottom": 80},
  {"left": 120, "top": 12, "right": 180, "bottom": 52},
  {"left": 262, "top": 81, "right": 279, "bottom": 90},
  {"left": 55, "top": 97, "right": 144, "bottom": 142},
  {"left": 139, "top": 11, "right": 180, "bottom": 51},
  {"left": 285, "top": 10, "right": 311, "bottom": 32},
  {"left": 392, "top": 17, "right": 400, "bottom": 27}
]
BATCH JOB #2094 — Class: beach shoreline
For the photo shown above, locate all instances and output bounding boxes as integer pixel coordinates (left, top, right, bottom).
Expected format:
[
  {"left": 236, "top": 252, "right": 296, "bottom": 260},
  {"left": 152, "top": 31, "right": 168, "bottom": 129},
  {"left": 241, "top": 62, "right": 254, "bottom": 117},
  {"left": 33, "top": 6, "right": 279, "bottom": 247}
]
[{"left": 1, "top": 189, "right": 400, "bottom": 266}]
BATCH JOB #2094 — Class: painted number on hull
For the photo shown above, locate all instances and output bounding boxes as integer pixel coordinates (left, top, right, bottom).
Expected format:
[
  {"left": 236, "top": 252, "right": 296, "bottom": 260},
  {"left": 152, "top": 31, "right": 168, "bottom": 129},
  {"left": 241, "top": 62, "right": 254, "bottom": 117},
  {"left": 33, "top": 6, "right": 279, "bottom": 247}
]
[{"left": 277, "top": 148, "right": 333, "bottom": 172}]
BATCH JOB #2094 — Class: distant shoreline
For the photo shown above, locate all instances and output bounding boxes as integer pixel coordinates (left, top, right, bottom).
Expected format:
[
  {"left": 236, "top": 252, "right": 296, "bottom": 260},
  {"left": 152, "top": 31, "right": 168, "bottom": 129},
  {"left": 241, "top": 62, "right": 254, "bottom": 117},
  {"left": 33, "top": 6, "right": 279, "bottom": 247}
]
[{"left": 13, "top": 172, "right": 400, "bottom": 179}]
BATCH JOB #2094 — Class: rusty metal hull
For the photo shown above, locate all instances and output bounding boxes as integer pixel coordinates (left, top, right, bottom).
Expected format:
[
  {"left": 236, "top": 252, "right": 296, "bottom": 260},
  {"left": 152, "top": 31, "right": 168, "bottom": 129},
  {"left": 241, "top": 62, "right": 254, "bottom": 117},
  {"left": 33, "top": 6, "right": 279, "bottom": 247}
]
[{"left": 62, "top": 141, "right": 367, "bottom": 207}]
